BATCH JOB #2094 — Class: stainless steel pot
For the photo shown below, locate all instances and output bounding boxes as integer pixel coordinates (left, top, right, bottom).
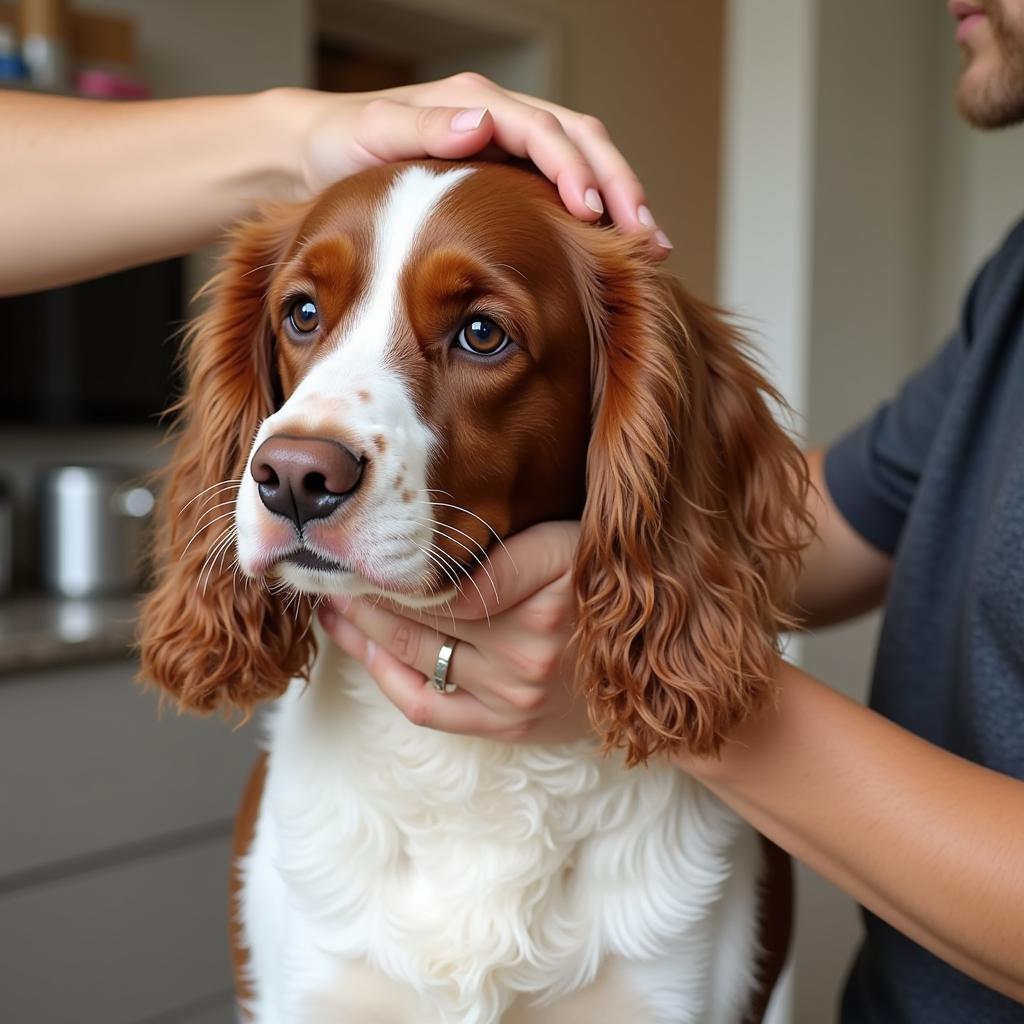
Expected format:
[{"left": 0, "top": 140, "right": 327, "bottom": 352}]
[{"left": 38, "top": 466, "right": 155, "bottom": 598}]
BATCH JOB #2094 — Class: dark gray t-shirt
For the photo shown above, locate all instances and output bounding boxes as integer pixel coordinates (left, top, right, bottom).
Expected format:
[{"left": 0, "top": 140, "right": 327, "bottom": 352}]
[{"left": 825, "top": 217, "right": 1024, "bottom": 1022}]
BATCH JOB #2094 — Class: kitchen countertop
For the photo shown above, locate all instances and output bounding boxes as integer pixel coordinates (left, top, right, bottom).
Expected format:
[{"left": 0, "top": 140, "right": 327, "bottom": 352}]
[{"left": 0, "top": 594, "right": 139, "bottom": 675}]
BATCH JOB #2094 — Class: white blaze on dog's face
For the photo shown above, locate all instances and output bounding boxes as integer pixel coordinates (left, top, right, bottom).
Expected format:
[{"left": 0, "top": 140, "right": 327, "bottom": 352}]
[{"left": 234, "top": 163, "right": 593, "bottom": 604}]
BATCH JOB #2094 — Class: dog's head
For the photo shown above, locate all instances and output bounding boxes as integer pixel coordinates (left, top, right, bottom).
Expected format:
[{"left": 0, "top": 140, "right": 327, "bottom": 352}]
[{"left": 139, "top": 161, "right": 808, "bottom": 762}]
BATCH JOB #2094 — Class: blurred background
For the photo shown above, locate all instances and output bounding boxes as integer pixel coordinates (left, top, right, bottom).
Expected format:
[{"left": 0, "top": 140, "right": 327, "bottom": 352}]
[{"left": 1, "top": 1, "right": 1023, "bottom": 1021}]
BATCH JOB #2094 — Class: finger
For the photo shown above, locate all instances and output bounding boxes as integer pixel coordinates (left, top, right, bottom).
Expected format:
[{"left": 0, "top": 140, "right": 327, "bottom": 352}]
[
  {"left": 322, "top": 597, "right": 487, "bottom": 683},
  {"left": 484, "top": 100, "right": 670, "bottom": 257},
  {"left": 322, "top": 601, "right": 526, "bottom": 718},
  {"left": 353, "top": 98, "right": 498, "bottom": 164},
  {"left": 497, "top": 93, "right": 667, "bottom": 241},
  {"left": 470, "top": 141, "right": 511, "bottom": 163},
  {"left": 446, "top": 520, "right": 580, "bottom": 621},
  {"left": 318, "top": 607, "right": 516, "bottom": 736},
  {"left": 447, "top": 95, "right": 604, "bottom": 223},
  {"left": 561, "top": 121, "right": 673, "bottom": 259},
  {"left": 401, "top": 76, "right": 654, "bottom": 239}
]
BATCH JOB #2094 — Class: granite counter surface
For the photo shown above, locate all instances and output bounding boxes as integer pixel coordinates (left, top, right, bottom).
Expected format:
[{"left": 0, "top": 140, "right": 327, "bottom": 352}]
[{"left": 0, "top": 595, "right": 138, "bottom": 675}]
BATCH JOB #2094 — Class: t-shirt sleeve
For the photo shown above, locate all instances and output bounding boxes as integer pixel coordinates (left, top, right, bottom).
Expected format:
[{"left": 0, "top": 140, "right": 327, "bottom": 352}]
[{"left": 823, "top": 273, "right": 985, "bottom": 556}]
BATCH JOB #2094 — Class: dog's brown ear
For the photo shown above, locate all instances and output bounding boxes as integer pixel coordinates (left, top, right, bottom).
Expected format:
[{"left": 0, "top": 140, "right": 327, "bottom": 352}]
[
  {"left": 138, "top": 203, "right": 316, "bottom": 715},
  {"left": 570, "top": 232, "right": 810, "bottom": 765}
]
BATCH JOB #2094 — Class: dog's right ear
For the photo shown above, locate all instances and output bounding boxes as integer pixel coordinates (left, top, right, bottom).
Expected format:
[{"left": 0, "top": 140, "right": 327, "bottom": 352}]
[{"left": 139, "top": 201, "right": 316, "bottom": 715}]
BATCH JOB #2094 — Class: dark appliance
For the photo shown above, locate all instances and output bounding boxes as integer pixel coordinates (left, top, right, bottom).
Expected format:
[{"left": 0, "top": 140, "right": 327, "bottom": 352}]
[{"left": 0, "top": 258, "right": 184, "bottom": 425}]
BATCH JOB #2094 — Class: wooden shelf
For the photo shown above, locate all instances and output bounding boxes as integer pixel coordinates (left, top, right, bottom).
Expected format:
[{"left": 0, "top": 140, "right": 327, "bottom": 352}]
[{"left": 0, "top": 2, "right": 135, "bottom": 66}]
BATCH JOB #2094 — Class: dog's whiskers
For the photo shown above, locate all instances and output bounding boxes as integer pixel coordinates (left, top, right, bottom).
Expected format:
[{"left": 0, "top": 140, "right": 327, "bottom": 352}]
[
  {"left": 417, "top": 544, "right": 464, "bottom": 599},
  {"left": 182, "top": 509, "right": 237, "bottom": 560},
  {"left": 493, "top": 262, "right": 527, "bottom": 281},
  {"left": 423, "top": 540, "right": 491, "bottom": 626},
  {"left": 407, "top": 517, "right": 499, "bottom": 605},
  {"left": 403, "top": 511, "right": 492, "bottom": 563},
  {"left": 241, "top": 259, "right": 291, "bottom": 279},
  {"left": 191, "top": 498, "right": 238, "bottom": 531},
  {"left": 411, "top": 499, "right": 518, "bottom": 577},
  {"left": 178, "top": 478, "right": 241, "bottom": 517},
  {"left": 198, "top": 525, "right": 236, "bottom": 594}
]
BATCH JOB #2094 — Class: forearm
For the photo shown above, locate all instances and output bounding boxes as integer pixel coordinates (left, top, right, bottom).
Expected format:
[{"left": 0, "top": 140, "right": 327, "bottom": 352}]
[
  {"left": 680, "top": 661, "right": 1024, "bottom": 1000},
  {"left": 794, "top": 448, "right": 891, "bottom": 627},
  {"left": 0, "top": 89, "right": 300, "bottom": 294}
]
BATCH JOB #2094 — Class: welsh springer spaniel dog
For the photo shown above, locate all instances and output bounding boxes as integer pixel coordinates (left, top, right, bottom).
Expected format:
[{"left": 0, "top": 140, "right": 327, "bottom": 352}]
[{"left": 139, "top": 161, "right": 808, "bottom": 1023}]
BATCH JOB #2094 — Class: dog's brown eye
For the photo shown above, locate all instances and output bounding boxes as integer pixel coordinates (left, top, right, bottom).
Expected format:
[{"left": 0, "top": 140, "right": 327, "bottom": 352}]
[
  {"left": 456, "top": 317, "right": 510, "bottom": 356},
  {"left": 286, "top": 297, "right": 319, "bottom": 339}
]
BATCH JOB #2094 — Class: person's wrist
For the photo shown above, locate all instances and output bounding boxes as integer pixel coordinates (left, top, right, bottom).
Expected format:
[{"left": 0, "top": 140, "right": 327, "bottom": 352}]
[
  {"left": 673, "top": 656, "right": 795, "bottom": 786},
  {"left": 250, "top": 87, "right": 323, "bottom": 202}
]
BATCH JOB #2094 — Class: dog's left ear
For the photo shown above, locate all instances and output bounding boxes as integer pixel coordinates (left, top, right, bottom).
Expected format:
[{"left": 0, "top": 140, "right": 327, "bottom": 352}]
[{"left": 571, "top": 236, "right": 810, "bottom": 765}]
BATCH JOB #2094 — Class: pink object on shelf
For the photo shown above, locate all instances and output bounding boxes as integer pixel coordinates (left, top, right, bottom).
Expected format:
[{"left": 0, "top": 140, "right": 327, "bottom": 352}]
[{"left": 75, "top": 68, "right": 150, "bottom": 100}]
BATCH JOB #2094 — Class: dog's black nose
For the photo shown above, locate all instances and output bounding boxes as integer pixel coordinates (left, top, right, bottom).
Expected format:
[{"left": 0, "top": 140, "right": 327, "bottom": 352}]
[{"left": 251, "top": 434, "right": 364, "bottom": 528}]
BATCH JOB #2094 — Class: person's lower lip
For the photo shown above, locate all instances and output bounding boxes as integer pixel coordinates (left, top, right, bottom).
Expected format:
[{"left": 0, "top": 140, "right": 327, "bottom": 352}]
[{"left": 957, "top": 10, "right": 986, "bottom": 42}]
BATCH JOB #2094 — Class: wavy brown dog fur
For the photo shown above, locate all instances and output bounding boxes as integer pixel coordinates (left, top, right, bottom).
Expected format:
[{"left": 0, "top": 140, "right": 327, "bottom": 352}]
[
  {"left": 140, "top": 203, "right": 318, "bottom": 714},
  {"left": 139, "top": 169, "right": 809, "bottom": 768},
  {"left": 561, "top": 220, "right": 810, "bottom": 764}
]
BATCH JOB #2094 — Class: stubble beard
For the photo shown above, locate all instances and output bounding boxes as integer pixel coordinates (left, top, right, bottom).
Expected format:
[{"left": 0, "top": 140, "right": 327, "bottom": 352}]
[{"left": 957, "top": 0, "right": 1024, "bottom": 128}]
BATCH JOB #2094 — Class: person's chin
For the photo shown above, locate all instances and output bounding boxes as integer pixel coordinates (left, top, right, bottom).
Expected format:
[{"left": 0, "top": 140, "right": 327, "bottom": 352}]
[
  {"left": 954, "top": 10, "right": 1024, "bottom": 127},
  {"left": 958, "top": 54, "right": 1012, "bottom": 125}
]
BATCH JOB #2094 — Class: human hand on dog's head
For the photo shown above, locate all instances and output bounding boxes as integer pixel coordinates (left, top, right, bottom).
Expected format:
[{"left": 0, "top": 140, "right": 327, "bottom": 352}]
[
  {"left": 275, "top": 73, "right": 673, "bottom": 260},
  {"left": 318, "top": 520, "right": 591, "bottom": 745}
]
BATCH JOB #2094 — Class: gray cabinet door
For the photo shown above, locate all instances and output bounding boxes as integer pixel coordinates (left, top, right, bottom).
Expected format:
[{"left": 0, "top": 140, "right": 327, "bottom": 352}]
[{"left": 0, "top": 660, "right": 260, "bottom": 1023}]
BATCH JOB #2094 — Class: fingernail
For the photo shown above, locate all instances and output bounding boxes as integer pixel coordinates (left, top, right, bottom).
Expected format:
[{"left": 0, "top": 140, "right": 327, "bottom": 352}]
[
  {"left": 655, "top": 229, "right": 674, "bottom": 250},
  {"left": 364, "top": 639, "right": 377, "bottom": 667},
  {"left": 637, "top": 204, "right": 656, "bottom": 228},
  {"left": 333, "top": 596, "right": 351, "bottom": 614},
  {"left": 584, "top": 188, "right": 604, "bottom": 215},
  {"left": 451, "top": 107, "right": 488, "bottom": 132}
]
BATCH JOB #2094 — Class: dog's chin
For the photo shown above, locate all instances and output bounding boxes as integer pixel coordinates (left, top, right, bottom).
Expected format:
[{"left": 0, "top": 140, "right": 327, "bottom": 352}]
[{"left": 271, "top": 558, "right": 458, "bottom": 609}]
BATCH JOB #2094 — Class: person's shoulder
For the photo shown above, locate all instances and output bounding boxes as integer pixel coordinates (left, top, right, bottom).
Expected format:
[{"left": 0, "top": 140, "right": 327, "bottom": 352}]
[
  {"left": 964, "top": 212, "right": 1024, "bottom": 318},
  {"left": 997, "top": 212, "right": 1024, "bottom": 258},
  {"left": 980, "top": 212, "right": 1024, "bottom": 282}
]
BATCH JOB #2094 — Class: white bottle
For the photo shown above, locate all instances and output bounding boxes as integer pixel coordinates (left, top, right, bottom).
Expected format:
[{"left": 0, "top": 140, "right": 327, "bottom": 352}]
[{"left": 21, "top": 0, "right": 71, "bottom": 92}]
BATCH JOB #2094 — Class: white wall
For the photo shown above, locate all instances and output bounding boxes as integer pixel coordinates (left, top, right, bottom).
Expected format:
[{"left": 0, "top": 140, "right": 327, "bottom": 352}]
[{"left": 717, "top": 0, "right": 818, "bottom": 418}]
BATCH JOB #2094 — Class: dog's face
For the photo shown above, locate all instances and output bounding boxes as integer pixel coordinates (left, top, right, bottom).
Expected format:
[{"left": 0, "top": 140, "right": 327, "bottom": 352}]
[
  {"left": 140, "top": 160, "right": 809, "bottom": 764},
  {"left": 235, "top": 164, "right": 592, "bottom": 603}
]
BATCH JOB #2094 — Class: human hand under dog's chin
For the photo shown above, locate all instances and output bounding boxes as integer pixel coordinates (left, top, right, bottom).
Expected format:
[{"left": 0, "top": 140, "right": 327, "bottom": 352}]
[
  {"left": 317, "top": 520, "right": 593, "bottom": 745},
  {"left": 266, "top": 74, "right": 673, "bottom": 260}
]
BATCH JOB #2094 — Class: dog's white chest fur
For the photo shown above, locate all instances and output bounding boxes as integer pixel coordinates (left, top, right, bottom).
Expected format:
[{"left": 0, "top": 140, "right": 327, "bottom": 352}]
[{"left": 238, "top": 641, "right": 762, "bottom": 1023}]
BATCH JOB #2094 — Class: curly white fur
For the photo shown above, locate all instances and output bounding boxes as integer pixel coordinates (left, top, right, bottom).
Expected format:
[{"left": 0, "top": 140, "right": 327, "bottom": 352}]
[{"left": 237, "top": 631, "right": 762, "bottom": 1024}]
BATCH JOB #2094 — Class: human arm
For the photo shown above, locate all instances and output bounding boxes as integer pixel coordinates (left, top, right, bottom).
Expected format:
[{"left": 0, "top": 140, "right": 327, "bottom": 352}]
[
  {"left": 679, "top": 659, "right": 1024, "bottom": 1001},
  {"left": 794, "top": 448, "right": 891, "bottom": 628},
  {"left": 321, "top": 553, "right": 1024, "bottom": 1000},
  {"left": 1, "top": 74, "right": 668, "bottom": 295}
]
